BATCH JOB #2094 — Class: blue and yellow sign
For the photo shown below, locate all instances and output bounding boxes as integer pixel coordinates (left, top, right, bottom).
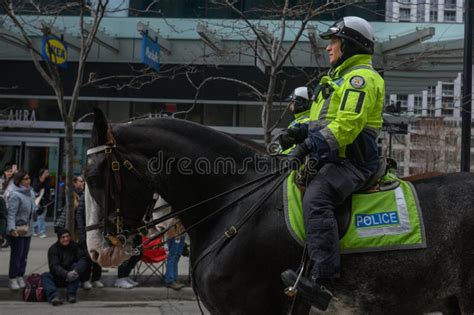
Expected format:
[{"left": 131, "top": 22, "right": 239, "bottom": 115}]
[{"left": 41, "top": 35, "right": 68, "bottom": 68}]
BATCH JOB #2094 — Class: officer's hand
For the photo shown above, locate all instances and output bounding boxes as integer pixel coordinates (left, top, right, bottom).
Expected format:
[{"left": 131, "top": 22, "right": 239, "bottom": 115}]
[
  {"left": 284, "top": 144, "right": 310, "bottom": 170},
  {"left": 66, "top": 270, "right": 79, "bottom": 282},
  {"left": 286, "top": 125, "right": 308, "bottom": 144},
  {"left": 279, "top": 133, "right": 296, "bottom": 151}
]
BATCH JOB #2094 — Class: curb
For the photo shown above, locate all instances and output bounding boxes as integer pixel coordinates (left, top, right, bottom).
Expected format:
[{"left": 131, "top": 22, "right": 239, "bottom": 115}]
[{"left": 0, "top": 287, "right": 196, "bottom": 302}]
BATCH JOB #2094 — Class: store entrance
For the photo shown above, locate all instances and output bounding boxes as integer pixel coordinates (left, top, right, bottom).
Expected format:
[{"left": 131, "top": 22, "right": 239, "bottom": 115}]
[
  {"left": 0, "top": 135, "right": 60, "bottom": 220},
  {"left": 0, "top": 136, "right": 58, "bottom": 176}
]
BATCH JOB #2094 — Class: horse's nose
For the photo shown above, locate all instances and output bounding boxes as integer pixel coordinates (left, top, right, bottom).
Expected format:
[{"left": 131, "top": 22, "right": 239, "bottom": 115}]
[{"left": 89, "top": 249, "right": 99, "bottom": 262}]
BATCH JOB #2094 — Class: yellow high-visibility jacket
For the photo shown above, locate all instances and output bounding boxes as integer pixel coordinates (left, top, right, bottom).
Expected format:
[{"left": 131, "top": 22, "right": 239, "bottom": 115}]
[{"left": 304, "top": 54, "right": 384, "bottom": 168}]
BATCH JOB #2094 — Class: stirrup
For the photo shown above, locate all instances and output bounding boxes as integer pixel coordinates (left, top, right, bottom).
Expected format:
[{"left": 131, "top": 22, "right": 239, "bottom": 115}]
[
  {"left": 283, "top": 246, "right": 308, "bottom": 297},
  {"left": 284, "top": 266, "right": 304, "bottom": 297}
]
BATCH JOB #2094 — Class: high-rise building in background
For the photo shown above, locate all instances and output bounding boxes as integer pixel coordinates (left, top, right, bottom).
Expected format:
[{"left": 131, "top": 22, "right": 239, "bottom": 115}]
[
  {"left": 386, "top": 0, "right": 463, "bottom": 23},
  {"left": 382, "top": 0, "right": 469, "bottom": 175}
]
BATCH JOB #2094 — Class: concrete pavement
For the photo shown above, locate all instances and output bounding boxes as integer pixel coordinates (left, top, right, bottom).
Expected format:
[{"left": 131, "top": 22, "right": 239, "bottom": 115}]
[
  {"left": 0, "top": 222, "right": 195, "bottom": 302},
  {"left": 0, "top": 300, "right": 210, "bottom": 315}
]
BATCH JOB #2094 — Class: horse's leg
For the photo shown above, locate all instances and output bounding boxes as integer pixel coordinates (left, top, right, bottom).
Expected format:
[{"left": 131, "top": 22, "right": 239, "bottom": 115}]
[
  {"left": 282, "top": 296, "right": 310, "bottom": 315},
  {"left": 458, "top": 282, "right": 474, "bottom": 313},
  {"left": 438, "top": 296, "right": 462, "bottom": 315}
]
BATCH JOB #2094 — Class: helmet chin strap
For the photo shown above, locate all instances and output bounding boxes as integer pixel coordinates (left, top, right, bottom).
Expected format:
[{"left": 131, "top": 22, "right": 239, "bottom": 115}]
[{"left": 330, "top": 38, "right": 347, "bottom": 69}]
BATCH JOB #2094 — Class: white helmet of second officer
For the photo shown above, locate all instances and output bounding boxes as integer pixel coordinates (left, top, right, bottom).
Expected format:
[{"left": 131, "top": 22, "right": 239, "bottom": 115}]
[{"left": 287, "top": 87, "right": 311, "bottom": 114}]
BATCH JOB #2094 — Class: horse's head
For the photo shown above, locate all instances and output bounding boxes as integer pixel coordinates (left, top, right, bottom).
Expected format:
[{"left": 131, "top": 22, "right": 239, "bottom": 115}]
[{"left": 84, "top": 108, "right": 155, "bottom": 267}]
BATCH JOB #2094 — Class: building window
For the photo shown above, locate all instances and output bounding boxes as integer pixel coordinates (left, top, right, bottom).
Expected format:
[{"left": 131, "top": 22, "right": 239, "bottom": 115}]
[
  {"left": 442, "top": 109, "right": 454, "bottom": 116},
  {"left": 442, "top": 96, "right": 454, "bottom": 108},
  {"left": 427, "top": 86, "right": 436, "bottom": 96},
  {"left": 414, "top": 95, "right": 423, "bottom": 115},
  {"left": 444, "top": 0, "right": 457, "bottom": 10},
  {"left": 411, "top": 135, "right": 423, "bottom": 146},
  {"left": 397, "top": 95, "right": 408, "bottom": 111},
  {"left": 442, "top": 84, "right": 454, "bottom": 96},
  {"left": 392, "top": 149, "right": 405, "bottom": 162},
  {"left": 399, "top": 8, "right": 411, "bottom": 21},
  {"left": 446, "top": 136, "right": 457, "bottom": 146},
  {"left": 444, "top": 11, "right": 456, "bottom": 22},
  {"left": 430, "top": 10, "right": 438, "bottom": 21}
]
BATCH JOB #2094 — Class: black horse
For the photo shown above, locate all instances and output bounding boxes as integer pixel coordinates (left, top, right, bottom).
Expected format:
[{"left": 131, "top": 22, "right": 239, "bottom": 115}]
[{"left": 85, "top": 108, "right": 474, "bottom": 314}]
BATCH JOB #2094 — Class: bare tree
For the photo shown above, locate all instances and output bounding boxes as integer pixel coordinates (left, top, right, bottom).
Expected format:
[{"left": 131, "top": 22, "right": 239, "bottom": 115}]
[
  {"left": 185, "top": 0, "right": 342, "bottom": 144},
  {"left": 0, "top": 0, "right": 111, "bottom": 236},
  {"left": 408, "top": 118, "right": 459, "bottom": 174}
]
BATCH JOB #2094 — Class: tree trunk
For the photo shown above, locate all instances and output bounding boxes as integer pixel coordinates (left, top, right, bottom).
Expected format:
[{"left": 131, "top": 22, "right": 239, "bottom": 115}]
[
  {"left": 64, "top": 117, "right": 76, "bottom": 239},
  {"left": 263, "top": 71, "right": 278, "bottom": 145}
]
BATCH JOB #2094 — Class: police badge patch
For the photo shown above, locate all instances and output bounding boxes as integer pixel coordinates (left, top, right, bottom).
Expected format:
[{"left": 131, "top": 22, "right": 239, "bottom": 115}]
[{"left": 350, "top": 76, "right": 366, "bottom": 88}]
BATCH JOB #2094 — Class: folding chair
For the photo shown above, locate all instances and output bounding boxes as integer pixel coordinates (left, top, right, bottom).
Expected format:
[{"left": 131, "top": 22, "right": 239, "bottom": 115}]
[{"left": 132, "top": 235, "right": 167, "bottom": 284}]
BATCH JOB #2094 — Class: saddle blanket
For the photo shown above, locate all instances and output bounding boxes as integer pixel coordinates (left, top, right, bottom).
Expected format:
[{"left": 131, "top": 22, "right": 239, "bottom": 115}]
[{"left": 283, "top": 171, "right": 427, "bottom": 254}]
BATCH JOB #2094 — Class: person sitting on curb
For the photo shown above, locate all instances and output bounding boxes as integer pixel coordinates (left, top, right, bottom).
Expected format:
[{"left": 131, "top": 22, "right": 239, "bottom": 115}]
[{"left": 41, "top": 228, "right": 89, "bottom": 306}]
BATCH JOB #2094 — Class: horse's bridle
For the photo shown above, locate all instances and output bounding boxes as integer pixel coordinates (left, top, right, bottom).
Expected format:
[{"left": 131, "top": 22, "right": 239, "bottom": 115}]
[
  {"left": 85, "top": 127, "right": 147, "bottom": 246},
  {"left": 84, "top": 125, "right": 292, "bottom": 262}
]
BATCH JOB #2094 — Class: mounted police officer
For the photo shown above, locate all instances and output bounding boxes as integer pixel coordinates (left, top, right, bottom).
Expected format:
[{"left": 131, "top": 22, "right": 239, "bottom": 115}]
[
  {"left": 278, "top": 87, "right": 311, "bottom": 153},
  {"left": 281, "top": 16, "right": 385, "bottom": 309}
]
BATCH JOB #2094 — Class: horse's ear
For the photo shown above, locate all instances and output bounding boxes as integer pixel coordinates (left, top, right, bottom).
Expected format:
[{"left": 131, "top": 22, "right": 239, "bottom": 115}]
[{"left": 91, "top": 107, "right": 109, "bottom": 145}]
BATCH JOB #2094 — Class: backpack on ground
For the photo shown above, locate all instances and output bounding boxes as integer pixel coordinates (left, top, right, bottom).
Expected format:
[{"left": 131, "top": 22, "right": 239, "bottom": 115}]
[{"left": 23, "top": 273, "right": 45, "bottom": 302}]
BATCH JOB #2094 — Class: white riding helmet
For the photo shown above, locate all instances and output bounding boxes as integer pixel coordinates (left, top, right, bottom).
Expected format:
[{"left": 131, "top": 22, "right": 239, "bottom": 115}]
[
  {"left": 288, "top": 87, "right": 310, "bottom": 102},
  {"left": 320, "top": 16, "right": 375, "bottom": 54},
  {"left": 287, "top": 87, "right": 311, "bottom": 113}
]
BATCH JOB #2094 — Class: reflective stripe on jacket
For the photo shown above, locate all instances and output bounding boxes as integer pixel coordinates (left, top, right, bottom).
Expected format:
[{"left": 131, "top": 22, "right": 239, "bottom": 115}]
[{"left": 305, "top": 54, "right": 384, "bottom": 168}]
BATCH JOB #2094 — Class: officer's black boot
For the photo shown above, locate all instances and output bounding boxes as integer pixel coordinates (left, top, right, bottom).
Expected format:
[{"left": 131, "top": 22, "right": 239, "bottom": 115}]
[{"left": 281, "top": 269, "right": 333, "bottom": 311}]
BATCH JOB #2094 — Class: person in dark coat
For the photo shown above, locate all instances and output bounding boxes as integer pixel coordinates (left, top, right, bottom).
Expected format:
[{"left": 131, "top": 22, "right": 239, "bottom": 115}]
[
  {"left": 41, "top": 228, "right": 89, "bottom": 306},
  {"left": 32, "top": 168, "right": 51, "bottom": 238},
  {"left": 75, "top": 193, "right": 103, "bottom": 289}
]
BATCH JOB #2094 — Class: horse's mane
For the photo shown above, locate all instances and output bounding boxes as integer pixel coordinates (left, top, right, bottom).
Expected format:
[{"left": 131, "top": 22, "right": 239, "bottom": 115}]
[
  {"left": 225, "top": 133, "right": 267, "bottom": 154},
  {"left": 114, "top": 117, "right": 263, "bottom": 160}
]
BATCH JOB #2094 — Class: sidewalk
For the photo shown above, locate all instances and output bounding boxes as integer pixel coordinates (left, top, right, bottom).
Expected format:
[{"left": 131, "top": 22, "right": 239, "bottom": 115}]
[{"left": 0, "top": 223, "right": 194, "bottom": 301}]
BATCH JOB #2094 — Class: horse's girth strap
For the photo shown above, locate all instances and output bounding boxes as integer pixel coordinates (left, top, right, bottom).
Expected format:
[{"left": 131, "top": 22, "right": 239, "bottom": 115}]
[{"left": 86, "top": 223, "right": 104, "bottom": 232}]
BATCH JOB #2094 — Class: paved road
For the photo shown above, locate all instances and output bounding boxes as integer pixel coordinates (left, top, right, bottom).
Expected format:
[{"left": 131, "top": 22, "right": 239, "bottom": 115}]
[{"left": 0, "top": 300, "right": 209, "bottom": 315}]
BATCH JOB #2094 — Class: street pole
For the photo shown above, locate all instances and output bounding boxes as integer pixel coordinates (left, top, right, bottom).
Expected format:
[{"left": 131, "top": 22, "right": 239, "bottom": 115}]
[{"left": 461, "top": 0, "right": 473, "bottom": 172}]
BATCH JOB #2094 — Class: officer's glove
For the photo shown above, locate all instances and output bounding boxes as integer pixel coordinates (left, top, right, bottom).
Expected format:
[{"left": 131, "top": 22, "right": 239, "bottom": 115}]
[
  {"left": 284, "top": 143, "right": 310, "bottom": 170},
  {"left": 66, "top": 270, "right": 79, "bottom": 282},
  {"left": 286, "top": 125, "right": 308, "bottom": 144},
  {"left": 279, "top": 133, "right": 296, "bottom": 151}
]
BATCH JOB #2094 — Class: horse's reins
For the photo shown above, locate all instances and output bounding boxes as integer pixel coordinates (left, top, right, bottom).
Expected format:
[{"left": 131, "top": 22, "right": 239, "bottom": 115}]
[
  {"left": 86, "top": 126, "right": 291, "bottom": 251},
  {"left": 86, "top": 127, "right": 293, "bottom": 315},
  {"left": 135, "top": 170, "right": 283, "bottom": 253}
]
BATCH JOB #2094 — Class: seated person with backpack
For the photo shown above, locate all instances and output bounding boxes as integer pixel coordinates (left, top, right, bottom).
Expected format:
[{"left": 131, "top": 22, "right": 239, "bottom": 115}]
[{"left": 41, "top": 228, "right": 89, "bottom": 306}]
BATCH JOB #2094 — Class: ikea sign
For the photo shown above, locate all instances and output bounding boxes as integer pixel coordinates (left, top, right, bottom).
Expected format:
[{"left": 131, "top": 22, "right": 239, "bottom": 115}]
[
  {"left": 41, "top": 35, "right": 68, "bottom": 68},
  {"left": 141, "top": 35, "right": 160, "bottom": 71}
]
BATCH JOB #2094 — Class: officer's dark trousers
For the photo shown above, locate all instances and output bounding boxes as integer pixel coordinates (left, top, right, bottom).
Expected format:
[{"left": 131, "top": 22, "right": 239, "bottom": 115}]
[{"left": 303, "top": 161, "right": 369, "bottom": 279}]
